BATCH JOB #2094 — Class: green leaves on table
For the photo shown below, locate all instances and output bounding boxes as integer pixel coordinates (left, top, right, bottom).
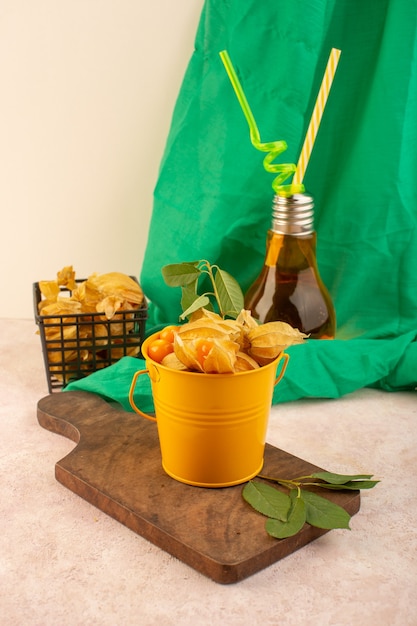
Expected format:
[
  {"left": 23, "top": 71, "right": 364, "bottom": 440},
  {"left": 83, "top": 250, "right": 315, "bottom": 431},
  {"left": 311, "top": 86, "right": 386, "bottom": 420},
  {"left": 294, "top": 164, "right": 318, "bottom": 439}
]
[
  {"left": 242, "top": 471, "right": 379, "bottom": 540},
  {"left": 309, "top": 471, "right": 379, "bottom": 490},
  {"left": 161, "top": 260, "right": 244, "bottom": 320},
  {"left": 266, "top": 490, "right": 307, "bottom": 539}
]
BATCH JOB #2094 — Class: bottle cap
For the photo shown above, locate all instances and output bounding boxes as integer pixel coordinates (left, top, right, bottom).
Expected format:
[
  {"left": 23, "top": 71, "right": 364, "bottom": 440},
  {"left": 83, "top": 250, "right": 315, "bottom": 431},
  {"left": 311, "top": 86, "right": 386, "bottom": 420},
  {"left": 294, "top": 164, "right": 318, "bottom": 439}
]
[{"left": 272, "top": 193, "right": 314, "bottom": 235}]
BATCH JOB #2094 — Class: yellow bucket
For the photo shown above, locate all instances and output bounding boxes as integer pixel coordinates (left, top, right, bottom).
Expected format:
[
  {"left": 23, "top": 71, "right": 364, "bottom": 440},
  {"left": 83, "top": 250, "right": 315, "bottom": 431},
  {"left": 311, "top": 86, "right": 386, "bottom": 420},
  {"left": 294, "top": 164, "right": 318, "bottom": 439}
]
[{"left": 129, "top": 332, "right": 289, "bottom": 488}]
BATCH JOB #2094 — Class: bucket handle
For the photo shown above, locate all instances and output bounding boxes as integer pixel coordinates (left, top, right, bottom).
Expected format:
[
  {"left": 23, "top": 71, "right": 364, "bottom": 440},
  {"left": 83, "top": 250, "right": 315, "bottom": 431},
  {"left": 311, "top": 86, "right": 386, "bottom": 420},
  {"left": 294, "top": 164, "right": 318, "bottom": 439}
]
[
  {"left": 128, "top": 369, "right": 157, "bottom": 422},
  {"left": 274, "top": 352, "right": 289, "bottom": 386}
]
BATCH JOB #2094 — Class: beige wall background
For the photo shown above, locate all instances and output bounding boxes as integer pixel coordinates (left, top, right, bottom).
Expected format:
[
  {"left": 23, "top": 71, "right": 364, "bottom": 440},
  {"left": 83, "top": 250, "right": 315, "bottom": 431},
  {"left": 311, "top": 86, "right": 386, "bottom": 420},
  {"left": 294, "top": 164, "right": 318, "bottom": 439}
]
[{"left": 0, "top": 0, "right": 204, "bottom": 319}]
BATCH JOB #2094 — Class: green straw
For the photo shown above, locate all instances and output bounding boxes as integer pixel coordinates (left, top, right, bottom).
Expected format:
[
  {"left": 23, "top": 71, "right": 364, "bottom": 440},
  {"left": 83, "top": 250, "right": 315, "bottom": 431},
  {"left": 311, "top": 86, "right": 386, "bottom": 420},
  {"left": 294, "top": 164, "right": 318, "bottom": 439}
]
[{"left": 219, "top": 50, "right": 303, "bottom": 196}]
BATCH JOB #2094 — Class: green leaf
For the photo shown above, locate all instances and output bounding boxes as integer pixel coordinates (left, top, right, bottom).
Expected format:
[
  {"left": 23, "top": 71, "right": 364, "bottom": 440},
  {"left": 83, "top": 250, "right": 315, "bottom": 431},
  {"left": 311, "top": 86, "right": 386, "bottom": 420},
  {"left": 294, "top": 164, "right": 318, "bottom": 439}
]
[
  {"left": 301, "top": 489, "right": 351, "bottom": 530},
  {"left": 242, "top": 481, "right": 290, "bottom": 521},
  {"left": 310, "top": 471, "right": 374, "bottom": 485},
  {"left": 312, "top": 480, "right": 379, "bottom": 491},
  {"left": 161, "top": 263, "right": 201, "bottom": 287},
  {"left": 180, "top": 281, "right": 198, "bottom": 312},
  {"left": 214, "top": 268, "right": 244, "bottom": 318},
  {"left": 180, "top": 294, "right": 210, "bottom": 320},
  {"left": 265, "top": 491, "right": 306, "bottom": 539}
]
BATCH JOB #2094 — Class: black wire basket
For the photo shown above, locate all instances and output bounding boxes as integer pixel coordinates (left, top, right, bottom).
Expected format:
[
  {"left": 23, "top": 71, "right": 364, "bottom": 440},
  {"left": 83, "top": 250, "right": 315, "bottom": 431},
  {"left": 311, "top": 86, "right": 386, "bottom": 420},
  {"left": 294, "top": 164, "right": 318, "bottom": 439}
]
[{"left": 34, "top": 279, "right": 147, "bottom": 393}]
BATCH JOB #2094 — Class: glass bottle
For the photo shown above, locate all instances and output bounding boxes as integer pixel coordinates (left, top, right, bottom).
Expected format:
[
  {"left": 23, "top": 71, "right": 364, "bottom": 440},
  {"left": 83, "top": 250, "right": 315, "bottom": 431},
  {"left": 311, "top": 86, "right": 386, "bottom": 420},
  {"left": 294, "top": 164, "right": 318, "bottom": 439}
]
[{"left": 244, "top": 193, "right": 336, "bottom": 339}]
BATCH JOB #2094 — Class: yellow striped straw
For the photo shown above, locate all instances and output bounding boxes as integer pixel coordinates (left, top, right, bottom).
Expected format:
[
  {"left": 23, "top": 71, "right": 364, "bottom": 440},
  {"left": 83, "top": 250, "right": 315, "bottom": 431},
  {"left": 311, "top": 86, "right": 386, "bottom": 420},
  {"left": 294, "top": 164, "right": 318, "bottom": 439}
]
[{"left": 293, "top": 48, "right": 341, "bottom": 187}]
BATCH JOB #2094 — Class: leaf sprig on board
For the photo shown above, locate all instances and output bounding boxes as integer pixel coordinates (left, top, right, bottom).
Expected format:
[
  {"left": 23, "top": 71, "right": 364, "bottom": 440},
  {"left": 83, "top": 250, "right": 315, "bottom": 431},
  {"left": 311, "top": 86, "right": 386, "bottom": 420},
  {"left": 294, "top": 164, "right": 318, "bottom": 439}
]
[
  {"left": 161, "top": 260, "right": 244, "bottom": 320},
  {"left": 243, "top": 472, "right": 379, "bottom": 539}
]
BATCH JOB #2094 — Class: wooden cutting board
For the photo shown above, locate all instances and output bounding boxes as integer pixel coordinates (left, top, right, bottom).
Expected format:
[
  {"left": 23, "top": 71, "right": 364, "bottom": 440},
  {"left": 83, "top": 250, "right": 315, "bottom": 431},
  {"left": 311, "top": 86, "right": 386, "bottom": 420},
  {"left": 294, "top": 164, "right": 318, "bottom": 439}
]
[{"left": 37, "top": 391, "right": 360, "bottom": 584}]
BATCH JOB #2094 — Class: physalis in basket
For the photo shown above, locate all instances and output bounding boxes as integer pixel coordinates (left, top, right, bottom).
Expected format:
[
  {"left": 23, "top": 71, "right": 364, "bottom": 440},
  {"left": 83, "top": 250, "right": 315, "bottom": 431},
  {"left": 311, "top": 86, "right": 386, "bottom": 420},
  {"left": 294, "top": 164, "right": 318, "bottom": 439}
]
[
  {"left": 148, "top": 308, "right": 307, "bottom": 373},
  {"left": 38, "top": 266, "right": 144, "bottom": 318},
  {"left": 37, "top": 266, "right": 145, "bottom": 379}
]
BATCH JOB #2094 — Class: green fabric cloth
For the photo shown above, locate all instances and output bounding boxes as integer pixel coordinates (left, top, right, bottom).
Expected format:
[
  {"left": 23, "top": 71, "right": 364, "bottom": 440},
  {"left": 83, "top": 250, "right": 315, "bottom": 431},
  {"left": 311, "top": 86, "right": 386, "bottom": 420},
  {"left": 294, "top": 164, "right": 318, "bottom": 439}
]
[{"left": 66, "top": 0, "right": 417, "bottom": 406}]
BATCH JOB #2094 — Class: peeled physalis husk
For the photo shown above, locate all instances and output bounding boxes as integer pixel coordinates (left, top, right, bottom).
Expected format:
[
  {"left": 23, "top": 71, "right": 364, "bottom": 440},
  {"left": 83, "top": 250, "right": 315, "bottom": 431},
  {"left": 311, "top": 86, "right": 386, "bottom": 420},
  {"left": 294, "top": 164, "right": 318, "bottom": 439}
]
[
  {"left": 248, "top": 321, "right": 307, "bottom": 365},
  {"left": 174, "top": 333, "right": 239, "bottom": 374},
  {"left": 236, "top": 309, "right": 259, "bottom": 331},
  {"left": 86, "top": 272, "right": 144, "bottom": 309},
  {"left": 177, "top": 321, "right": 231, "bottom": 341},
  {"left": 203, "top": 339, "right": 240, "bottom": 373},
  {"left": 57, "top": 266, "right": 77, "bottom": 291},
  {"left": 161, "top": 352, "right": 188, "bottom": 371},
  {"left": 234, "top": 351, "right": 260, "bottom": 372},
  {"left": 38, "top": 281, "right": 60, "bottom": 308},
  {"left": 182, "top": 314, "right": 243, "bottom": 345},
  {"left": 173, "top": 334, "right": 203, "bottom": 372},
  {"left": 189, "top": 308, "right": 222, "bottom": 323}
]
